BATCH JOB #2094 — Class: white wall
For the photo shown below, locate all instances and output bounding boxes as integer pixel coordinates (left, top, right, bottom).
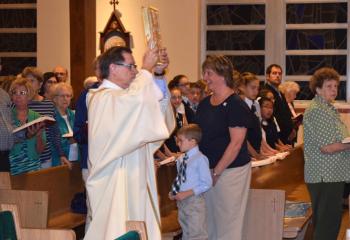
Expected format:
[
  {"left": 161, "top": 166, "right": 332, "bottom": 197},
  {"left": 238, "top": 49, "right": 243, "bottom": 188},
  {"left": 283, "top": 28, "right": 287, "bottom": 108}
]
[
  {"left": 36, "top": 1, "right": 201, "bottom": 83},
  {"left": 96, "top": 0, "right": 201, "bottom": 82},
  {"left": 37, "top": 0, "right": 70, "bottom": 80}
]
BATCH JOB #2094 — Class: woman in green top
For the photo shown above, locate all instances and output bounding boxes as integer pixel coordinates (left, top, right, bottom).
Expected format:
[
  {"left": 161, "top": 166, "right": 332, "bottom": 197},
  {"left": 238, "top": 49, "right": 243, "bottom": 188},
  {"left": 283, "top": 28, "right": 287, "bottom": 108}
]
[
  {"left": 51, "top": 82, "right": 76, "bottom": 168},
  {"left": 9, "top": 77, "right": 46, "bottom": 175},
  {"left": 304, "top": 67, "right": 350, "bottom": 240}
]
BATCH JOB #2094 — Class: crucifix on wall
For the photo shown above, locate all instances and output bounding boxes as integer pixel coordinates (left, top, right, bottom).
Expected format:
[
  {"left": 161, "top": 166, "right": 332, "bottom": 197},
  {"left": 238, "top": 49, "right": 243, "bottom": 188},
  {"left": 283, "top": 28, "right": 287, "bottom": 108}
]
[{"left": 99, "top": 0, "right": 131, "bottom": 53}]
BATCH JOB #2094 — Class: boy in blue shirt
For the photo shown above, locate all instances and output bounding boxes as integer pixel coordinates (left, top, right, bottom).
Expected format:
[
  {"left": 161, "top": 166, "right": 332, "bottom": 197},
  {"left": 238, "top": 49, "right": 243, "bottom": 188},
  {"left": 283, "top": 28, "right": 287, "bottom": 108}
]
[{"left": 169, "top": 124, "right": 212, "bottom": 240}]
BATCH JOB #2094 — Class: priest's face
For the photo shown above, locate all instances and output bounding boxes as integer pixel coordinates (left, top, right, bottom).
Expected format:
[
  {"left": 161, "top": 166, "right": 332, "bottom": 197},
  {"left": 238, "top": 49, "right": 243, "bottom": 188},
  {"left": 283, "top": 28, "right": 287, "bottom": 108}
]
[{"left": 110, "top": 52, "right": 138, "bottom": 89}]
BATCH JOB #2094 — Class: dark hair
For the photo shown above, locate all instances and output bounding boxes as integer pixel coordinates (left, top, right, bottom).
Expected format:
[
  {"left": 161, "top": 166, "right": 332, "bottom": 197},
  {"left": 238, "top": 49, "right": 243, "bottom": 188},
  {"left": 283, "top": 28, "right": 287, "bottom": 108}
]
[
  {"left": 177, "top": 124, "right": 202, "bottom": 143},
  {"left": 202, "top": 55, "right": 234, "bottom": 88},
  {"left": 309, "top": 67, "right": 340, "bottom": 94},
  {"left": 168, "top": 74, "right": 187, "bottom": 90},
  {"left": 39, "top": 72, "right": 57, "bottom": 96},
  {"left": 266, "top": 64, "right": 282, "bottom": 75},
  {"left": 258, "top": 88, "right": 274, "bottom": 99},
  {"left": 258, "top": 96, "right": 273, "bottom": 107},
  {"left": 99, "top": 46, "right": 132, "bottom": 79}
]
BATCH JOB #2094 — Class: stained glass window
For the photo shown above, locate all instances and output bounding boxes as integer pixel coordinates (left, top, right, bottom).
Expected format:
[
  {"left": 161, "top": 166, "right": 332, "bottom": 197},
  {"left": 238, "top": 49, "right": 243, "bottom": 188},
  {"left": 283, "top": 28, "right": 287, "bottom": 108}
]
[
  {"left": 207, "top": 4, "right": 265, "bottom": 25},
  {"left": 287, "top": 3, "right": 347, "bottom": 24},
  {"left": 0, "top": 33, "right": 36, "bottom": 52},
  {"left": 207, "top": 30, "right": 265, "bottom": 50},
  {"left": 286, "top": 55, "right": 346, "bottom": 76},
  {"left": 287, "top": 29, "right": 346, "bottom": 50},
  {"left": 0, "top": 57, "right": 36, "bottom": 76},
  {"left": 226, "top": 55, "right": 264, "bottom": 75},
  {"left": 0, "top": 9, "right": 36, "bottom": 28}
]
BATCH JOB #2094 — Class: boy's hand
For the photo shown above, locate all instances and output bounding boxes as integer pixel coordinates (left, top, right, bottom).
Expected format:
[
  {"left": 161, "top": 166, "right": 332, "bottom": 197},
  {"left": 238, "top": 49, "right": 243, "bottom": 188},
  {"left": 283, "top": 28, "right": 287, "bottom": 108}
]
[{"left": 168, "top": 192, "right": 175, "bottom": 200}]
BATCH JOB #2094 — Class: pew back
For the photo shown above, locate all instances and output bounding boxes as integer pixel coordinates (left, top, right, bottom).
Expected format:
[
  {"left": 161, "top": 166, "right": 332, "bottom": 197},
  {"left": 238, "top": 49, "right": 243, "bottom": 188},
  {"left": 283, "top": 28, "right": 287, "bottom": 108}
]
[{"left": 0, "top": 189, "right": 48, "bottom": 228}]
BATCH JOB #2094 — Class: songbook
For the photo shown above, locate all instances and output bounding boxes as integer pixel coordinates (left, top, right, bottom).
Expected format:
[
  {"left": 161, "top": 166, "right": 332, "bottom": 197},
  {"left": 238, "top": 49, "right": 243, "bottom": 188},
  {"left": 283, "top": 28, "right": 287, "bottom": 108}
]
[
  {"left": 284, "top": 201, "right": 311, "bottom": 218},
  {"left": 142, "top": 6, "right": 162, "bottom": 50},
  {"left": 251, "top": 151, "right": 290, "bottom": 167},
  {"left": 158, "top": 156, "right": 176, "bottom": 166},
  {"left": 12, "top": 116, "right": 55, "bottom": 134},
  {"left": 62, "top": 133, "right": 73, "bottom": 138},
  {"left": 251, "top": 156, "right": 277, "bottom": 167},
  {"left": 342, "top": 137, "right": 350, "bottom": 144}
]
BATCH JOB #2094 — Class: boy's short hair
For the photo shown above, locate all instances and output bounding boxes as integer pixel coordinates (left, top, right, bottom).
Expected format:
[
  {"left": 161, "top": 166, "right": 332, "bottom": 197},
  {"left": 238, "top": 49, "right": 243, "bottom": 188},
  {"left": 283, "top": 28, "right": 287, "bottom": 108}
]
[{"left": 177, "top": 124, "right": 202, "bottom": 143}]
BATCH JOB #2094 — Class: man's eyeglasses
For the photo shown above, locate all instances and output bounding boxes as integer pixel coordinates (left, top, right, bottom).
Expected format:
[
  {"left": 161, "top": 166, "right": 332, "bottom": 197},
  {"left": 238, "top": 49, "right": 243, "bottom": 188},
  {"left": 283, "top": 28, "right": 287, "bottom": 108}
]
[
  {"left": 115, "top": 62, "right": 137, "bottom": 70},
  {"left": 11, "top": 90, "right": 28, "bottom": 96}
]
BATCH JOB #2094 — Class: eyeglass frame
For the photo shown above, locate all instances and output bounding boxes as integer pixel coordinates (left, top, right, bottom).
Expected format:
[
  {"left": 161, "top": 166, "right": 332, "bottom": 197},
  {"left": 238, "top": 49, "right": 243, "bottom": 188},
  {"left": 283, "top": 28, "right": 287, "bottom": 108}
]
[
  {"left": 115, "top": 62, "right": 137, "bottom": 70},
  {"left": 11, "top": 90, "right": 28, "bottom": 96}
]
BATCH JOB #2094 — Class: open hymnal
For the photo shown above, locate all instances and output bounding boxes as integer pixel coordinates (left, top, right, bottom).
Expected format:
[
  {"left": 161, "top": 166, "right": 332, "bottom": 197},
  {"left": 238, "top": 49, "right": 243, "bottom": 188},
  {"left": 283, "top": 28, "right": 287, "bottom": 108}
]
[{"left": 12, "top": 116, "right": 55, "bottom": 134}]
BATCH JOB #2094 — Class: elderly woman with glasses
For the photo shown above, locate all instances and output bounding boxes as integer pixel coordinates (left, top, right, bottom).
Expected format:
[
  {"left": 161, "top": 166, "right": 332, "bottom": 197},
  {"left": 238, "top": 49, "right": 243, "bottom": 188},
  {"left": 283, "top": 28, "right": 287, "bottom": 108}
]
[
  {"left": 51, "top": 82, "right": 76, "bottom": 168},
  {"left": 195, "top": 55, "right": 252, "bottom": 240},
  {"left": 8, "top": 77, "right": 46, "bottom": 175},
  {"left": 304, "top": 67, "right": 350, "bottom": 240}
]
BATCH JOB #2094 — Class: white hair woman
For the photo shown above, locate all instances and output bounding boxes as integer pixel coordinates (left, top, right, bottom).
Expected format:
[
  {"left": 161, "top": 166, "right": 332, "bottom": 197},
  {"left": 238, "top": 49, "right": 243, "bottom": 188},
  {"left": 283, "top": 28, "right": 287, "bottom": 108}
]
[
  {"left": 51, "top": 82, "right": 76, "bottom": 168},
  {"left": 279, "top": 81, "right": 300, "bottom": 118}
]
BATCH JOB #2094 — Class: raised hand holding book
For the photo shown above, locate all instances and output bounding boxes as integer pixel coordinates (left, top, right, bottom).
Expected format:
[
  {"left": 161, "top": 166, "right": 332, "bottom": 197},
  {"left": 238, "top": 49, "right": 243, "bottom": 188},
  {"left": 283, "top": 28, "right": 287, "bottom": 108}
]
[{"left": 12, "top": 116, "right": 55, "bottom": 134}]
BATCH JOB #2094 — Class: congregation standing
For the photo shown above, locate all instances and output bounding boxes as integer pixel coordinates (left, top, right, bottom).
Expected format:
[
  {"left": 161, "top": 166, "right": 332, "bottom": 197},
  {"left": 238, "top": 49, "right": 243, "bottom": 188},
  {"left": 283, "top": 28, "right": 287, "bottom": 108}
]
[{"left": 0, "top": 46, "right": 348, "bottom": 240}]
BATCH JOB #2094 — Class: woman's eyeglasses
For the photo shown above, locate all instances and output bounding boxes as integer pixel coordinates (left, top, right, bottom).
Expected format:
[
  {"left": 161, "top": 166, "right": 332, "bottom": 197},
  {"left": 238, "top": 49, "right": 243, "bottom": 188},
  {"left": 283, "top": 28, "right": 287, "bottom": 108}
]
[{"left": 11, "top": 90, "right": 28, "bottom": 96}]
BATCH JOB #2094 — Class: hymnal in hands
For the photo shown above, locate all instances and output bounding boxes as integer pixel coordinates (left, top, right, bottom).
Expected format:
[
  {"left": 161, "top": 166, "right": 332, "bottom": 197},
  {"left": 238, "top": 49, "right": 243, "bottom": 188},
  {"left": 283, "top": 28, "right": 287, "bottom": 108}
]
[{"left": 12, "top": 116, "right": 55, "bottom": 133}]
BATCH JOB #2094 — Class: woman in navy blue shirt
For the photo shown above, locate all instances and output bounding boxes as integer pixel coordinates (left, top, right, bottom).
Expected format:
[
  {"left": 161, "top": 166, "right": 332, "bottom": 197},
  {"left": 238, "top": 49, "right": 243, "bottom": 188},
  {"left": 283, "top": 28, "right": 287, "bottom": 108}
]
[{"left": 196, "top": 55, "right": 251, "bottom": 240}]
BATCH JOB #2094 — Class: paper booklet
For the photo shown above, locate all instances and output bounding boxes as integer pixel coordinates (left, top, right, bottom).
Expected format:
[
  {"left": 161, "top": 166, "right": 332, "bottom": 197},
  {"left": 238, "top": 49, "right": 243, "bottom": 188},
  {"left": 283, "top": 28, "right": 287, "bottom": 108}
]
[
  {"left": 12, "top": 116, "right": 55, "bottom": 133},
  {"left": 158, "top": 156, "right": 176, "bottom": 166},
  {"left": 251, "top": 151, "right": 290, "bottom": 167},
  {"left": 62, "top": 133, "right": 73, "bottom": 138}
]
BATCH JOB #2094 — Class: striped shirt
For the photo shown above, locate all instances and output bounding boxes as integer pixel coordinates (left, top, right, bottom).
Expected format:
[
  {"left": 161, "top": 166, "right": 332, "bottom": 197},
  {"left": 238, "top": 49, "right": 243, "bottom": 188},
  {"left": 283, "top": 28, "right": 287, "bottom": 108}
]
[
  {"left": 28, "top": 99, "right": 65, "bottom": 166},
  {"left": 0, "top": 88, "right": 14, "bottom": 150}
]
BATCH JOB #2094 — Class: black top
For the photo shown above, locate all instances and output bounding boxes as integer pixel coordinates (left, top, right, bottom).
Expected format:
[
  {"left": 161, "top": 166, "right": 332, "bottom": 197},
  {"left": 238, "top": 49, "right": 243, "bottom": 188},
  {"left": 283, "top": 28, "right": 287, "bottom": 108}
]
[
  {"left": 164, "top": 112, "right": 184, "bottom": 153},
  {"left": 262, "top": 83, "right": 294, "bottom": 144},
  {"left": 183, "top": 100, "right": 196, "bottom": 123},
  {"left": 195, "top": 94, "right": 251, "bottom": 169},
  {"left": 247, "top": 106, "right": 262, "bottom": 153},
  {"left": 261, "top": 119, "right": 279, "bottom": 149}
]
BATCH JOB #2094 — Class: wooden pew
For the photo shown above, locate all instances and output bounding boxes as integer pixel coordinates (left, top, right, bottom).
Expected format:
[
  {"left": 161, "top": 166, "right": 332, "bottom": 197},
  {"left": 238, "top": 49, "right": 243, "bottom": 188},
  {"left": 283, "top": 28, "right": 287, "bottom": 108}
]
[
  {"left": 9, "top": 163, "right": 85, "bottom": 229},
  {"left": 1, "top": 203, "right": 76, "bottom": 240},
  {"left": 250, "top": 146, "right": 311, "bottom": 239},
  {"left": 0, "top": 172, "right": 11, "bottom": 189},
  {"left": 0, "top": 189, "right": 48, "bottom": 228},
  {"left": 243, "top": 189, "right": 285, "bottom": 240}
]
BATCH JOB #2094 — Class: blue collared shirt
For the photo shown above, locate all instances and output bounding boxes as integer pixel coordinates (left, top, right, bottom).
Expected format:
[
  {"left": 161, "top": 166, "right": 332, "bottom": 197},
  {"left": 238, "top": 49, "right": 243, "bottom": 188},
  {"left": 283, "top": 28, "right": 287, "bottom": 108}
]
[{"left": 177, "top": 146, "right": 212, "bottom": 195}]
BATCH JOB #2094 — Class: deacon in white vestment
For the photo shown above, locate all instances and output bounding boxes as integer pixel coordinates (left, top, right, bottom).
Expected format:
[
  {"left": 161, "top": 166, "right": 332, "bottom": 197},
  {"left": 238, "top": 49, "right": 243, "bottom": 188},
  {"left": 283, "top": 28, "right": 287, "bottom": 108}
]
[{"left": 84, "top": 47, "right": 175, "bottom": 240}]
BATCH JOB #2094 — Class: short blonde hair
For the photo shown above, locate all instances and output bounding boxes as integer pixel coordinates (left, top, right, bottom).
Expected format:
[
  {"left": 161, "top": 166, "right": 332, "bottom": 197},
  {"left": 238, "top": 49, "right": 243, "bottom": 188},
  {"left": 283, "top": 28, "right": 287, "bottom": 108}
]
[
  {"left": 52, "top": 82, "right": 73, "bottom": 97},
  {"left": 279, "top": 81, "right": 300, "bottom": 94},
  {"left": 9, "top": 77, "right": 35, "bottom": 100}
]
